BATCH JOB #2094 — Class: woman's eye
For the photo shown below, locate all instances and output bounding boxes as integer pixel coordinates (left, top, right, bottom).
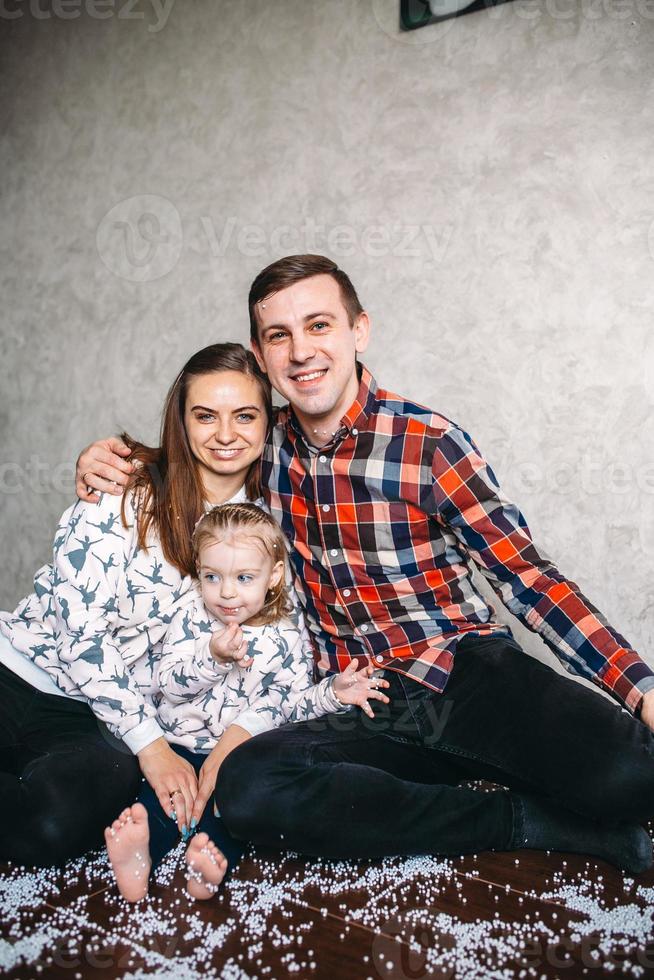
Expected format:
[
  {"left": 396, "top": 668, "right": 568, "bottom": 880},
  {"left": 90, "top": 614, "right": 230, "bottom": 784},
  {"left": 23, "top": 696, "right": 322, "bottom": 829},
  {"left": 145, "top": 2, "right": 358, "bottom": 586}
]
[
  {"left": 196, "top": 413, "right": 214, "bottom": 423},
  {"left": 236, "top": 413, "right": 255, "bottom": 423}
]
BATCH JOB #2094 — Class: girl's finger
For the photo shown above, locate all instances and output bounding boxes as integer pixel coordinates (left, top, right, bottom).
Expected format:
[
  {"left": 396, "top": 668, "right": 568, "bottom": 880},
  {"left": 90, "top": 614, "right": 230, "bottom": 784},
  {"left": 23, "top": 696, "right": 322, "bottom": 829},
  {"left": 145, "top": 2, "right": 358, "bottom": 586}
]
[
  {"left": 367, "top": 690, "right": 390, "bottom": 703},
  {"left": 191, "top": 780, "right": 210, "bottom": 826},
  {"left": 362, "top": 699, "right": 375, "bottom": 718}
]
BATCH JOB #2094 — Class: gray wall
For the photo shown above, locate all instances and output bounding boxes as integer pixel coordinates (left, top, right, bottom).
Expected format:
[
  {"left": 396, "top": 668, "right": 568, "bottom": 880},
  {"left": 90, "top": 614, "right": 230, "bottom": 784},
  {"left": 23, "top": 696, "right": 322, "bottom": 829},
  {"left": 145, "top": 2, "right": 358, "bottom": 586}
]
[{"left": 1, "top": 0, "right": 653, "bottom": 670}]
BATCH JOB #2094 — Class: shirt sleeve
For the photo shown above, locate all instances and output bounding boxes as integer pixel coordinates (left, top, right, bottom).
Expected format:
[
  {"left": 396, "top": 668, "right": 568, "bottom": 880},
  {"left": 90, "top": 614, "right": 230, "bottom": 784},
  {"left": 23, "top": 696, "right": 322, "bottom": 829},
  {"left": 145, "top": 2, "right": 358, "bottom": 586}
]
[
  {"left": 233, "top": 625, "right": 346, "bottom": 736},
  {"left": 429, "top": 425, "right": 654, "bottom": 716},
  {"left": 157, "top": 600, "right": 231, "bottom": 703},
  {"left": 50, "top": 492, "right": 164, "bottom": 754}
]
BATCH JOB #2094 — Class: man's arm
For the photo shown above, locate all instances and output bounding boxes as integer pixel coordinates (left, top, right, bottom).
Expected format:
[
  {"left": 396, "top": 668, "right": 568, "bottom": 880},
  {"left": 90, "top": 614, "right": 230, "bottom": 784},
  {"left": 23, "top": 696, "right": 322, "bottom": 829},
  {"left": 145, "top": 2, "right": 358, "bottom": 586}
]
[{"left": 430, "top": 425, "right": 654, "bottom": 719}]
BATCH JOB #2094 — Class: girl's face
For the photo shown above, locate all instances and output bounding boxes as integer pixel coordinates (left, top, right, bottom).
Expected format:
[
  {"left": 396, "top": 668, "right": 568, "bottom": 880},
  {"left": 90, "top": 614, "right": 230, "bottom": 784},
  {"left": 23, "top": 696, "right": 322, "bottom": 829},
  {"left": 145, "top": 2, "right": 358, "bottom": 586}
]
[
  {"left": 184, "top": 370, "right": 268, "bottom": 497},
  {"left": 198, "top": 534, "right": 284, "bottom": 626}
]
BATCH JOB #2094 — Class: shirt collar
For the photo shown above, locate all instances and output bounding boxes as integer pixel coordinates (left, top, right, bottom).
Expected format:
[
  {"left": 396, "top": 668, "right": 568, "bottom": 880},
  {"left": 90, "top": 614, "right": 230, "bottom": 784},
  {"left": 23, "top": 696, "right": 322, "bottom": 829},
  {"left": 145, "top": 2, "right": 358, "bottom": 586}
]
[{"left": 285, "top": 362, "right": 378, "bottom": 448}]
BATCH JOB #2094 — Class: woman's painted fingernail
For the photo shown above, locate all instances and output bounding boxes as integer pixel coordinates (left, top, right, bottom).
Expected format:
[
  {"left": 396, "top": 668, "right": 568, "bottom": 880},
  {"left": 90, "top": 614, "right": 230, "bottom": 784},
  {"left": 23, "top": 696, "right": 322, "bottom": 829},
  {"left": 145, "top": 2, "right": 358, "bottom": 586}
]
[
  {"left": 190, "top": 818, "right": 197, "bottom": 830},
  {"left": 171, "top": 810, "right": 177, "bottom": 821}
]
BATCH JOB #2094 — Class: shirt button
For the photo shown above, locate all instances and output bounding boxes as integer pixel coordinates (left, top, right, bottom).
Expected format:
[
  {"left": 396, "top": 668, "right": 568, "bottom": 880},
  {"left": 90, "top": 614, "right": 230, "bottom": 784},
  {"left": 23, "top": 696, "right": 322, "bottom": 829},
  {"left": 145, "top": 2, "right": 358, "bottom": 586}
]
[
  {"left": 322, "top": 504, "right": 330, "bottom": 513},
  {"left": 319, "top": 455, "right": 327, "bottom": 463},
  {"left": 342, "top": 589, "right": 351, "bottom": 597},
  {"left": 329, "top": 549, "right": 338, "bottom": 557},
  {"left": 352, "top": 428, "right": 358, "bottom": 436},
  {"left": 360, "top": 624, "right": 369, "bottom": 633}
]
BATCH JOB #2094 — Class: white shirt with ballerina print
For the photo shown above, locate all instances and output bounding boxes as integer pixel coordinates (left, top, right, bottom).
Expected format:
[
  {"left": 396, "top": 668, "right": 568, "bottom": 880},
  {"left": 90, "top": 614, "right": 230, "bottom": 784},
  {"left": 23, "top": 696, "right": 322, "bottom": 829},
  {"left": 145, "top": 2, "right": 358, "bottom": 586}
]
[
  {"left": 0, "top": 488, "right": 201, "bottom": 754},
  {"left": 155, "top": 597, "right": 344, "bottom": 753}
]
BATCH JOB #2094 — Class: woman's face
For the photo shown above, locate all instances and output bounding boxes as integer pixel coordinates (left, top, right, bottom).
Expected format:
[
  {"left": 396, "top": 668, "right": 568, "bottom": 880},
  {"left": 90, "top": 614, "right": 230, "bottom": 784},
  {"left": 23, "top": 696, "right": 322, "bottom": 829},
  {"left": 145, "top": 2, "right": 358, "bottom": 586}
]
[{"left": 184, "top": 370, "right": 268, "bottom": 495}]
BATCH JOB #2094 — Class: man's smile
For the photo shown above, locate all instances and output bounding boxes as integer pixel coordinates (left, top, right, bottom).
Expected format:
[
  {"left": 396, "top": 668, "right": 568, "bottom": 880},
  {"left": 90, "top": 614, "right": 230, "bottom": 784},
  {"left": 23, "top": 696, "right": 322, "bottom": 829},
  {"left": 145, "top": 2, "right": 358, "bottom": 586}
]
[{"left": 290, "top": 369, "right": 328, "bottom": 386}]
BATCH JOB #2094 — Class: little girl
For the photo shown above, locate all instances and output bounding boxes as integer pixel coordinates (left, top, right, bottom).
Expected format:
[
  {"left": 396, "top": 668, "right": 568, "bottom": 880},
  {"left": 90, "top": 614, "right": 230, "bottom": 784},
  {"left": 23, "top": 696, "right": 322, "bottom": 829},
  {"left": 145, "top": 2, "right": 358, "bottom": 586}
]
[{"left": 105, "top": 503, "right": 388, "bottom": 902}]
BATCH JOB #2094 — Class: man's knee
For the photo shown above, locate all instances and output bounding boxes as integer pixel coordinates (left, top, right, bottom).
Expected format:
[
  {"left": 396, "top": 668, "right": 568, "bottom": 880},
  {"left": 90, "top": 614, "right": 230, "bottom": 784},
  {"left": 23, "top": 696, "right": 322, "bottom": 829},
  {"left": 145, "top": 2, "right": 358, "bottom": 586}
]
[
  {"left": 573, "top": 761, "right": 654, "bottom": 824},
  {"left": 215, "top": 740, "right": 271, "bottom": 839}
]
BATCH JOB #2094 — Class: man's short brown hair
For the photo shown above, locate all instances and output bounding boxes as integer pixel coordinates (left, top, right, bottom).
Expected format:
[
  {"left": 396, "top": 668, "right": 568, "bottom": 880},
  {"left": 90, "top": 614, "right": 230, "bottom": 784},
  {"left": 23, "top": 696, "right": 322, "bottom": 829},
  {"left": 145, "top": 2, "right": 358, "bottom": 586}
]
[{"left": 248, "top": 254, "right": 364, "bottom": 343}]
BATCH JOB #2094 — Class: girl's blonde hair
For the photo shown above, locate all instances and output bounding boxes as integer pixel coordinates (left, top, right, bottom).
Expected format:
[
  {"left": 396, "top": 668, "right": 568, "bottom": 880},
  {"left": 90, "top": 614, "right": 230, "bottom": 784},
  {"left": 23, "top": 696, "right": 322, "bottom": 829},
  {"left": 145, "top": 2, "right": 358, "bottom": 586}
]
[{"left": 192, "top": 503, "right": 291, "bottom": 626}]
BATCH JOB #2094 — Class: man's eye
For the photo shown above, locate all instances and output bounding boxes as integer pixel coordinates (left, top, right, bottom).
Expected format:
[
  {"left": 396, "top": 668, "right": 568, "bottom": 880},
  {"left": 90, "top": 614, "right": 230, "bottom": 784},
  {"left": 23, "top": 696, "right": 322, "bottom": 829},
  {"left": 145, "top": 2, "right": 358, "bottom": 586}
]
[
  {"left": 310, "top": 321, "right": 328, "bottom": 331},
  {"left": 267, "top": 331, "right": 287, "bottom": 342}
]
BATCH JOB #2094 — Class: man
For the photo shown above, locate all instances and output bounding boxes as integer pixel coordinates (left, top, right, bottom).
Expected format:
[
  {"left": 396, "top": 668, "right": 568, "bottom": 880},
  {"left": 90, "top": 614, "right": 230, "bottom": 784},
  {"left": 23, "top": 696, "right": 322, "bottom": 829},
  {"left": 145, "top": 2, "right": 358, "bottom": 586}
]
[{"left": 77, "top": 255, "right": 654, "bottom": 872}]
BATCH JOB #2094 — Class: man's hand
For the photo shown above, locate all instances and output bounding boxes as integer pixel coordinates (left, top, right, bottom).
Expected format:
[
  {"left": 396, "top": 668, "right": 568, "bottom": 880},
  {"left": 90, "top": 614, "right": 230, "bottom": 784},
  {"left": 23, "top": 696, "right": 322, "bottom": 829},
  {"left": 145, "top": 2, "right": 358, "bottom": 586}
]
[
  {"left": 209, "top": 623, "right": 253, "bottom": 668},
  {"left": 332, "top": 661, "right": 390, "bottom": 718},
  {"left": 75, "top": 436, "right": 134, "bottom": 503},
  {"left": 640, "top": 690, "right": 654, "bottom": 732},
  {"left": 191, "top": 725, "right": 251, "bottom": 826},
  {"left": 137, "top": 737, "right": 198, "bottom": 833}
]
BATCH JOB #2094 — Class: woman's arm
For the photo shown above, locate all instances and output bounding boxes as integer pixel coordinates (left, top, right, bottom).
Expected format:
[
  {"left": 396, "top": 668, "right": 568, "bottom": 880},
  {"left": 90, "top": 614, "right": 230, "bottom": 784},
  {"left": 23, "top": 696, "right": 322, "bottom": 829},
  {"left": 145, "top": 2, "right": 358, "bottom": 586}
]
[
  {"left": 51, "top": 492, "right": 164, "bottom": 751},
  {"left": 50, "top": 490, "right": 198, "bottom": 822}
]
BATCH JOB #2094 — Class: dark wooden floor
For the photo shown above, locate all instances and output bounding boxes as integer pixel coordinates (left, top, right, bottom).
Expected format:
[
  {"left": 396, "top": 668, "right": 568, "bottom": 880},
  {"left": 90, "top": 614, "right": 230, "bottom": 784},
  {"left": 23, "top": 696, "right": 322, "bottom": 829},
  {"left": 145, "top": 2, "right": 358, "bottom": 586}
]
[{"left": 2, "top": 814, "right": 654, "bottom": 979}]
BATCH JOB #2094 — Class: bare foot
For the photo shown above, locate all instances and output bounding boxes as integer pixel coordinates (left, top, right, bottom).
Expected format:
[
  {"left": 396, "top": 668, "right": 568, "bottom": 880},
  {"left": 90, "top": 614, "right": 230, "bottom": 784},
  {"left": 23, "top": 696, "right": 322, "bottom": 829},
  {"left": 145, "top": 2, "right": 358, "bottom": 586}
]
[
  {"left": 185, "top": 832, "right": 227, "bottom": 900},
  {"left": 104, "top": 802, "right": 151, "bottom": 902}
]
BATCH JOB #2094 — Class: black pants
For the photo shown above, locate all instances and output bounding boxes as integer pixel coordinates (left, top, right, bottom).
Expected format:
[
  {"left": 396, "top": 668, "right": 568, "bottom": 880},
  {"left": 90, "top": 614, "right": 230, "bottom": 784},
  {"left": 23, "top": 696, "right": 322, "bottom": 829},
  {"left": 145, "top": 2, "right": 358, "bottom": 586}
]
[
  {"left": 0, "top": 662, "right": 141, "bottom": 866},
  {"left": 215, "top": 635, "right": 654, "bottom": 859},
  {"left": 137, "top": 743, "right": 244, "bottom": 873}
]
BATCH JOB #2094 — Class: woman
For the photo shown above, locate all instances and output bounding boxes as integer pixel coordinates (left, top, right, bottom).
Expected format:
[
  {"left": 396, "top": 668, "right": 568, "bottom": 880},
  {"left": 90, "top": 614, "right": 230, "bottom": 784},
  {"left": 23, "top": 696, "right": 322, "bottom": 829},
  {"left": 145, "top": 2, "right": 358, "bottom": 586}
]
[{"left": 0, "top": 342, "right": 272, "bottom": 866}]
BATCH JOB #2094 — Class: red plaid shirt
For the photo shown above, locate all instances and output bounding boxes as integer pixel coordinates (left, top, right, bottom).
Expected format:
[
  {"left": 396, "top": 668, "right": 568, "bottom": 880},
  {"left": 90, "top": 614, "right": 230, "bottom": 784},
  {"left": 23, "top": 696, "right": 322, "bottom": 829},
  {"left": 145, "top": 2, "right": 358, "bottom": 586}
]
[{"left": 262, "top": 365, "right": 654, "bottom": 716}]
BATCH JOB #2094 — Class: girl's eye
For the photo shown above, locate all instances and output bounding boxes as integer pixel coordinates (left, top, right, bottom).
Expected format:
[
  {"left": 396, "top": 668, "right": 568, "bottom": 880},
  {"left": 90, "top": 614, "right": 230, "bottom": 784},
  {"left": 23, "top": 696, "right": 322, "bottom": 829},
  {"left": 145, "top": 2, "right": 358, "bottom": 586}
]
[
  {"left": 205, "top": 573, "right": 219, "bottom": 583},
  {"left": 237, "top": 574, "right": 254, "bottom": 584}
]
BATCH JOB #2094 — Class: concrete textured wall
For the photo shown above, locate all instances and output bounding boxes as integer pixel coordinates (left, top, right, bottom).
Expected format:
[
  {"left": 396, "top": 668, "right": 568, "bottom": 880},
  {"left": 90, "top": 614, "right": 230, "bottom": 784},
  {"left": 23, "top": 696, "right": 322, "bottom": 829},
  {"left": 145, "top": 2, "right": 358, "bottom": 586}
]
[{"left": 1, "top": 0, "right": 653, "bottom": 672}]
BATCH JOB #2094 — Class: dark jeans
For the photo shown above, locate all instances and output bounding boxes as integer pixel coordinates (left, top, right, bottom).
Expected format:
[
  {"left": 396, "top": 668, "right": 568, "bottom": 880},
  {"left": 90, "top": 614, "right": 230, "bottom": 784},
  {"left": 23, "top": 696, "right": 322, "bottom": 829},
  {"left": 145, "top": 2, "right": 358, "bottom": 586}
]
[
  {"left": 215, "top": 635, "right": 654, "bottom": 859},
  {"left": 0, "top": 662, "right": 141, "bottom": 866},
  {"left": 137, "top": 743, "right": 244, "bottom": 873}
]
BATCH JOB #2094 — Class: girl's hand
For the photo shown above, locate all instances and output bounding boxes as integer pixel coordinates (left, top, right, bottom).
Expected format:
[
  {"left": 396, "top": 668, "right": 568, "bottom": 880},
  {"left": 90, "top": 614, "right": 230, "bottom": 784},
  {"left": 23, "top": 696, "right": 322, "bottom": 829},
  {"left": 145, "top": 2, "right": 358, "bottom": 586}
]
[
  {"left": 332, "top": 662, "right": 390, "bottom": 718},
  {"left": 209, "top": 623, "right": 253, "bottom": 668},
  {"left": 137, "top": 737, "right": 198, "bottom": 833},
  {"left": 191, "top": 726, "right": 251, "bottom": 825}
]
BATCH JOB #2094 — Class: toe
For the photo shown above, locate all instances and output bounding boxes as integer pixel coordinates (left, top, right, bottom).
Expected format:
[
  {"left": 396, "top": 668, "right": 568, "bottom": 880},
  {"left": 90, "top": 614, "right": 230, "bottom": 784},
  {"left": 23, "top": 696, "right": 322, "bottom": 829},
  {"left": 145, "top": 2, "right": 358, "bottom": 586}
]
[{"left": 131, "top": 802, "right": 148, "bottom": 822}]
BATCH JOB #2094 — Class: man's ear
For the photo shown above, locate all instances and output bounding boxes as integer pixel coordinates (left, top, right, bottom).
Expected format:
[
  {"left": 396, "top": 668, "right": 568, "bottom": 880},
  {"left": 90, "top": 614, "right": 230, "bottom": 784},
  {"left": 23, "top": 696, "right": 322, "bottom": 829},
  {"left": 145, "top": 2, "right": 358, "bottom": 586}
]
[
  {"left": 354, "top": 311, "right": 370, "bottom": 355},
  {"left": 250, "top": 338, "right": 267, "bottom": 374}
]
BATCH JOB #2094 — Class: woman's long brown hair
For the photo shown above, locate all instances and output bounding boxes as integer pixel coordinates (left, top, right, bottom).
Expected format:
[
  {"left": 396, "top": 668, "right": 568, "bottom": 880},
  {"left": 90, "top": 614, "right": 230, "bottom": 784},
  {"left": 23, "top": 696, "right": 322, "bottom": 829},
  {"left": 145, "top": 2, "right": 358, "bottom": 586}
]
[{"left": 120, "top": 343, "right": 272, "bottom": 578}]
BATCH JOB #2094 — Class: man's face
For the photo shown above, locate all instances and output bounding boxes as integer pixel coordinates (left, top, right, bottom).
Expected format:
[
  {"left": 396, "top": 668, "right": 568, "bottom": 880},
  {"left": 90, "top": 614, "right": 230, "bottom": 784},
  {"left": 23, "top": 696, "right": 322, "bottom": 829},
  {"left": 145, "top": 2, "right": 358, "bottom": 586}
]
[{"left": 251, "top": 274, "right": 369, "bottom": 431}]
